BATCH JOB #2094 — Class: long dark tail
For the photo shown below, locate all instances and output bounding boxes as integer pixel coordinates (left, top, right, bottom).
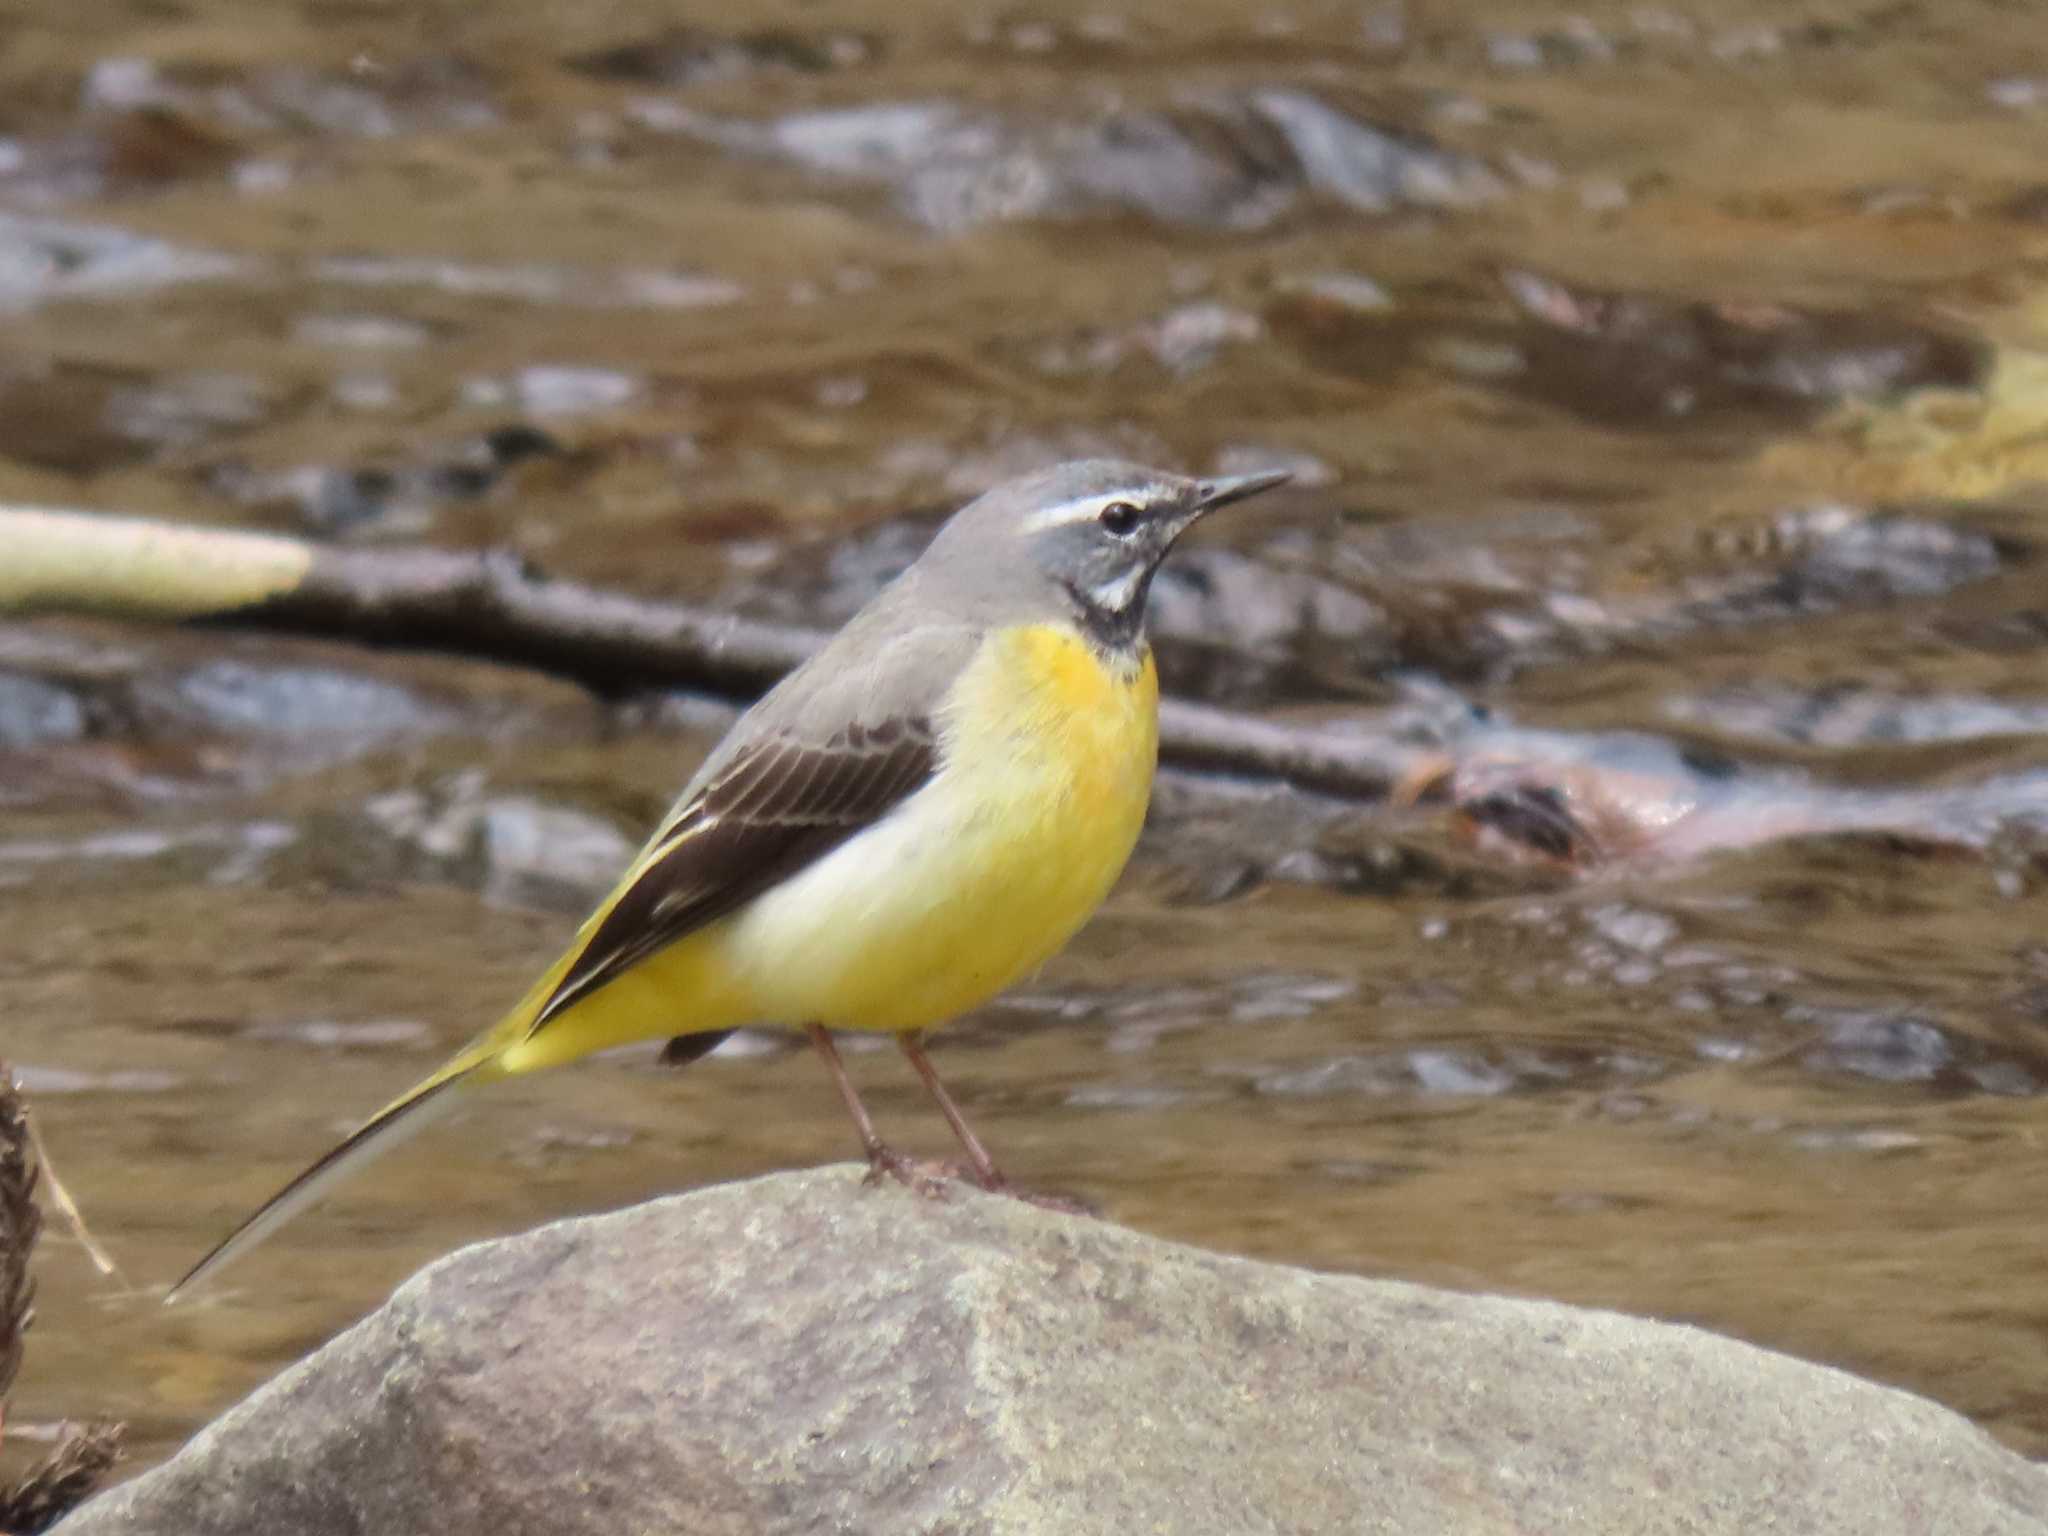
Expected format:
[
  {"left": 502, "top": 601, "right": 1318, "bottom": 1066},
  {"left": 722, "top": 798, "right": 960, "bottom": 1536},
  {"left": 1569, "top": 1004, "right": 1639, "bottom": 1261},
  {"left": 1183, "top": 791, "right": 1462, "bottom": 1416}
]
[{"left": 165, "top": 1063, "right": 483, "bottom": 1304}]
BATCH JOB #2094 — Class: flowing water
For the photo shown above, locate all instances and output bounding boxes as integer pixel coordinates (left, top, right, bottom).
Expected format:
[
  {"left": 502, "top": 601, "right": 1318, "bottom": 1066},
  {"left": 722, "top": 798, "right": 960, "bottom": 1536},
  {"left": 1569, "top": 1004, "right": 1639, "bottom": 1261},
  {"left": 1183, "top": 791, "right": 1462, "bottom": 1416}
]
[{"left": 7, "top": 0, "right": 2048, "bottom": 1480}]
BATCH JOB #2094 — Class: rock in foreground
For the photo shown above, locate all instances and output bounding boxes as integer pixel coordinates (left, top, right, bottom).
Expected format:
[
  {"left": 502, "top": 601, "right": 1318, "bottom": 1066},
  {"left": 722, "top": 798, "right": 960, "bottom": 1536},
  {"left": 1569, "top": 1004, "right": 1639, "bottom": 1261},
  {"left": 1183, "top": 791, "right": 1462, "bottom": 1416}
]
[{"left": 62, "top": 1167, "right": 2048, "bottom": 1535}]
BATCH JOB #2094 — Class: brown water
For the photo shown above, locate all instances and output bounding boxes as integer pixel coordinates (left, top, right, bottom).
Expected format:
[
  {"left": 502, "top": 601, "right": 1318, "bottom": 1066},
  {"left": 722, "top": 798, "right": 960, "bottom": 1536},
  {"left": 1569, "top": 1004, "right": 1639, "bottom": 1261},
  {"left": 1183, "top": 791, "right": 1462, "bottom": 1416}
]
[{"left": 7, "top": 0, "right": 2048, "bottom": 1482}]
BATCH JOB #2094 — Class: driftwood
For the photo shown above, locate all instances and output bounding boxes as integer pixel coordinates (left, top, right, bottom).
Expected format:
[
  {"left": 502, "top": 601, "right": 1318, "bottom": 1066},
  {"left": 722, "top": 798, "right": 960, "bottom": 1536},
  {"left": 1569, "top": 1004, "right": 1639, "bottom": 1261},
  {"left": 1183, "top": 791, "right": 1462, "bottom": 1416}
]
[
  {"left": 0, "top": 506, "right": 1404, "bottom": 801},
  {"left": 0, "top": 1066, "right": 121, "bottom": 1534}
]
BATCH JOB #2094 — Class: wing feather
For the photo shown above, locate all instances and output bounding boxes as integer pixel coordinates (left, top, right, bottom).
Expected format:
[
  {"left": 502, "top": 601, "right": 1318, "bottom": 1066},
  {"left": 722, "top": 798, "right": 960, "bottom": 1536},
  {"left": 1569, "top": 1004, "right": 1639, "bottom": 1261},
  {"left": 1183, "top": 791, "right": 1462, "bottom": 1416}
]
[{"left": 526, "top": 716, "right": 938, "bottom": 1033}]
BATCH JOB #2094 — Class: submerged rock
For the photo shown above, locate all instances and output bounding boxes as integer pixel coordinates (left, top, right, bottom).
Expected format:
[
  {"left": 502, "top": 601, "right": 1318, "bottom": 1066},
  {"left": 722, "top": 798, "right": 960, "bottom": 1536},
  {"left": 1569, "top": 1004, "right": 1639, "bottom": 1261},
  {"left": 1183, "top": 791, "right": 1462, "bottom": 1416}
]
[
  {"left": 1282, "top": 269, "right": 1987, "bottom": 435},
  {"left": 62, "top": 1168, "right": 2048, "bottom": 1535},
  {"left": 1494, "top": 268, "right": 1986, "bottom": 425},
  {"left": 208, "top": 422, "right": 572, "bottom": 534},
  {"left": 1149, "top": 546, "right": 1388, "bottom": 701},
  {"left": 359, "top": 772, "right": 636, "bottom": 911},
  {"left": 0, "top": 211, "right": 246, "bottom": 313},
  {"left": 640, "top": 89, "right": 1500, "bottom": 232},
  {"left": 564, "top": 24, "right": 872, "bottom": 84},
  {"left": 0, "top": 672, "right": 89, "bottom": 748}
]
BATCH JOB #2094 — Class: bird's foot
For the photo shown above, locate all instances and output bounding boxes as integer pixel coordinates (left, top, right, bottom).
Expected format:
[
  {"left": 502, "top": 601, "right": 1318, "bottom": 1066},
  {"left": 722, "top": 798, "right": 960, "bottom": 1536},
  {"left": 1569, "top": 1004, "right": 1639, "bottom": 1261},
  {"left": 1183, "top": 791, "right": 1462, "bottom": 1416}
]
[{"left": 861, "top": 1146, "right": 961, "bottom": 1200}]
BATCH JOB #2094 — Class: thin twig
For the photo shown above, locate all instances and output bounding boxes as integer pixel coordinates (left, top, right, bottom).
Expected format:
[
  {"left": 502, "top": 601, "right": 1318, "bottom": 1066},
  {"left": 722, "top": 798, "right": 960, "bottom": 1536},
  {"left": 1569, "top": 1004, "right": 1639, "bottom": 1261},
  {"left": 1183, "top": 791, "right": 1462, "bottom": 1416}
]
[{"left": 19, "top": 1118, "right": 117, "bottom": 1281}]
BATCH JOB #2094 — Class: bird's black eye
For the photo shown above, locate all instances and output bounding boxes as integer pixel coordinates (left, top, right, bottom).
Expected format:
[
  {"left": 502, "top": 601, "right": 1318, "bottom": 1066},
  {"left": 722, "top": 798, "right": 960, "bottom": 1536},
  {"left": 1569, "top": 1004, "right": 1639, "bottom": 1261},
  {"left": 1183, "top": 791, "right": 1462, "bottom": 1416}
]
[{"left": 1098, "top": 500, "right": 1141, "bottom": 538}]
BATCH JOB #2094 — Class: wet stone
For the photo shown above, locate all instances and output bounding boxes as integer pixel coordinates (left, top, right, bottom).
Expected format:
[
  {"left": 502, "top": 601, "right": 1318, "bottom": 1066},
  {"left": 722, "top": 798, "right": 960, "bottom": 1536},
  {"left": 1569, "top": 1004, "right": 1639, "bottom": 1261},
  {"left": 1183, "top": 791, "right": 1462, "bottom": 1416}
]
[
  {"left": 1964, "top": 1060, "right": 2038, "bottom": 1097},
  {"left": 211, "top": 463, "right": 416, "bottom": 535},
  {"left": 714, "top": 512, "right": 934, "bottom": 629},
  {"left": 210, "top": 424, "right": 568, "bottom": 535},
  {"left": 1985, "top": 77, "right": 2048, "bottom": 110},
  {"left": 0, "top": 673, "right": 89, "bottom": 748},
  {"left": 1696, "top": 1035, "right": 1761, "bottom": 1063},
  {"left": 1368, "top": 501, "right": 2009, "bottom": 677},
  {"left": 1240, "top": 90, "right": 1502, "bottom": 216},
  {"left": 77, "top": 53, "right": 500, "bottom": 144},
  {"left": 565, "top": 26, "right": 871, "bottom": 85},
  {"left": 476, "top": 797, "right": 635, "bottom": 911},
  {"left": 646, "top": 89, "right": 1500, "bottom": 233},
  {"left": 1225, "top": 971, "right": 1357, "bottom": 1023},
  {"left": 359, "top": 774, "right": 634, "bottom": 912},
  {"left": 462, "top": 365, "right": 641, "bottom": 418},
  {"left": 1485, "top": 34, "right": 1548, "bottom": 70},
  {"left": 1781, "top": 513, "right": 2003, "bottom": 603},
  {"left": 1586, "top": 904, "right": 1679, "bottom": 954},
  {"left": 1408, "top": 1048, "right": 1516, "bottom": 1096},
  {"left": 1269, "top": 840, "right": 1428, "bottom": 897},
  {"left": 1140, "top": 773, "right": 1410, "bottom": 904},
  {"left": 1275, "top": 271, "right": 1395, "bottom": 313},
  {"left": 103, "top": 371, "right": 277, "bottom": 449},
  {"left": 1650, "top": 506, "right": 2008, "bottom": 641},
  {"left": 154, "top": 661, "right": 456, "bottom": 741},
  {"left": 1148, "top": 548, "right": 1388, "bottom": 701},
  {"left": 292, "top": 313, "right": 434, "bottom": 350},
  {"left": 1665, "top": 687, "right": 2048, "bottom": 750},
  {"left": 1036, "top": 303, "right": 1269, "bottom": 379},
  {"left": 330, "top": 372, "right": 400, "bottom": 412},
  {"left": 1145, "top": 302, "right": 1263, "bottom": 373},
  {"left": 1793, "top": 1008, "right": 2041, "bottom": 1096},
  {"left": 0, "top": 211, "right": 245, "bottom": 312},
  {"left": 1494, "top": 269, "right": 1987, "bottom": 427},
  {"left": 1483, "top": 20, "right": 1616, "bottom": 71},
  {"left": 1063, "top": 1080, "right": 1202, "bottom": 1112},
  {"left": 1250, "top": 1043, "right": 1651, "bottom": 1101}
]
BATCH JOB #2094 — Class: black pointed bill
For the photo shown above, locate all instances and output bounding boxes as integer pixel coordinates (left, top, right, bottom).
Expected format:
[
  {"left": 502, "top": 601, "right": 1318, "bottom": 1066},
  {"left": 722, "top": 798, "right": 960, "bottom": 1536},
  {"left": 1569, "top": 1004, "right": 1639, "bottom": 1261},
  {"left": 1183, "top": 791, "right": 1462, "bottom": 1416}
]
[{"left": 1191, "top": 468, "right": 1293, "bottom": 515}]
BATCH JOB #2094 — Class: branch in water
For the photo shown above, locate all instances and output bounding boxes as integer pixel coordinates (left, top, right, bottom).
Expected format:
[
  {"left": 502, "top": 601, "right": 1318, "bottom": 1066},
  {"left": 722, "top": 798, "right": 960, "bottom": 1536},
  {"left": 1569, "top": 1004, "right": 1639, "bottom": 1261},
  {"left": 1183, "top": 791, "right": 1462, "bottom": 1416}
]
[{"left": 0, "top": 505, "right": 1401, "bottom": 801}]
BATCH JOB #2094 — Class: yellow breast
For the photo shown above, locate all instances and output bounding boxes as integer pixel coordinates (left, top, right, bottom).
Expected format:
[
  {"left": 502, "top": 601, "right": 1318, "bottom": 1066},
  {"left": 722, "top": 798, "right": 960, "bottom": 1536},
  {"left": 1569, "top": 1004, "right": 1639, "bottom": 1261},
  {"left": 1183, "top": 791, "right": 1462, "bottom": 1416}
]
[
  {"left": 946, "top": 624, "right": 1160, "bottom": 903},
  {"left": 717, "top": 623, "right": 1160, "bottom": 1033}
]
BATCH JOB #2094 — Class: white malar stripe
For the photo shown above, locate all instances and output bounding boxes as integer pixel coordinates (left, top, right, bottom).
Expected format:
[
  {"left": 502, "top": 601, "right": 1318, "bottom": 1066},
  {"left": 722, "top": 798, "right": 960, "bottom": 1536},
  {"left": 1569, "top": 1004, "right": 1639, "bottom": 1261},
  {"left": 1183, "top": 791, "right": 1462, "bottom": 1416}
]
[{"left": 1087, "top": 564, "right": 1147, "bottom": 613}]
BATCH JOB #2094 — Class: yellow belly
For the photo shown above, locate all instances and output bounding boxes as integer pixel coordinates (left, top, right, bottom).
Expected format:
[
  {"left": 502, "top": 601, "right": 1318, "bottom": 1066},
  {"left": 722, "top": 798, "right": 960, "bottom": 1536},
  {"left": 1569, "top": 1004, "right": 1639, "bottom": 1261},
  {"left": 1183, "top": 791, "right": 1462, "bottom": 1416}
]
[
  {"left": 720, "top": 623, "right": 1159, "bottom": 1032},
  {"left": 497, "top": 623, "right": 1159, "bottom": 1072}
]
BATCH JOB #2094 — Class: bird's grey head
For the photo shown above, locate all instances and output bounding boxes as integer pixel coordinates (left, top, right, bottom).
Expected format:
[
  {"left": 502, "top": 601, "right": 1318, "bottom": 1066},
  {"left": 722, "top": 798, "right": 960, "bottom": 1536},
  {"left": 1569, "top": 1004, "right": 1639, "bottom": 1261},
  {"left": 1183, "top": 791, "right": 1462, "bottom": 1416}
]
[{"left": 916, "top": 459, "right": 1292, "bottom": 652}]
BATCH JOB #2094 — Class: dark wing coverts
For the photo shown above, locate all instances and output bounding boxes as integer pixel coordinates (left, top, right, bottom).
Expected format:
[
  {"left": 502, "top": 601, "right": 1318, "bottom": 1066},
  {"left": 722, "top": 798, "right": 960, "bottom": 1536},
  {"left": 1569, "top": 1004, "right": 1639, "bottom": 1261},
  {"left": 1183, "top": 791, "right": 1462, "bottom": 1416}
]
[{"left": 529, "top": 716, "right": 938, "bottom": 1032}]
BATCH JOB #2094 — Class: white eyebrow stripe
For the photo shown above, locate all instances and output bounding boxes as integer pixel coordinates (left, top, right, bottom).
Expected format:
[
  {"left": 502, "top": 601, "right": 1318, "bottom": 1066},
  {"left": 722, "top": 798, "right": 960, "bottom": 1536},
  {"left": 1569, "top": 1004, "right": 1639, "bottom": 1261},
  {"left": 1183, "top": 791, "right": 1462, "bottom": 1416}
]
[
  {"left": 1018, "top": 486, "right": 1166, "bottom": 533},
  {"left": 1020, "top": 493, "right": 1120, "bottom": 533}
]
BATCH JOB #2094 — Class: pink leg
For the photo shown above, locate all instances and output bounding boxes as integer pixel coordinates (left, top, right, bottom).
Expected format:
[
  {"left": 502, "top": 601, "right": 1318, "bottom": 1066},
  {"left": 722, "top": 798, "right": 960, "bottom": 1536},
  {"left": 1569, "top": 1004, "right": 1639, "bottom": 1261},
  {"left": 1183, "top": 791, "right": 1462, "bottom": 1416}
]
[
  {"left": 804, "top": 1024, "right": 948, "bottom": 1197},
  {"left": 897, "top": 1031, "right": 1005, "bottom": 1190}
]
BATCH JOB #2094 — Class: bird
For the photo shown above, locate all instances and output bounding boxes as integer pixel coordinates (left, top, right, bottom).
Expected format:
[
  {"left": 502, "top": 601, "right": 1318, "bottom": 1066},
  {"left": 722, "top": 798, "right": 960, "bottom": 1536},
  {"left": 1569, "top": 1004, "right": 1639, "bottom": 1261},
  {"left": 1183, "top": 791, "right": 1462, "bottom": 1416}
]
[{"left": 168, "top": 458, "right": 1291, "bottom": 1300}]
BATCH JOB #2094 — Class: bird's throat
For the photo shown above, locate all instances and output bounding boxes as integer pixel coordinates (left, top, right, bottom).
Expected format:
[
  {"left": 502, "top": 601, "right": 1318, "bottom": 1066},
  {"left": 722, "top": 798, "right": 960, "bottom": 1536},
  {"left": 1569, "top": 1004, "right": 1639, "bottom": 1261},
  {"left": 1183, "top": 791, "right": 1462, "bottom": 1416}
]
[{"left": 1061, "top": 569, "right": 1154, "bottom": 663}]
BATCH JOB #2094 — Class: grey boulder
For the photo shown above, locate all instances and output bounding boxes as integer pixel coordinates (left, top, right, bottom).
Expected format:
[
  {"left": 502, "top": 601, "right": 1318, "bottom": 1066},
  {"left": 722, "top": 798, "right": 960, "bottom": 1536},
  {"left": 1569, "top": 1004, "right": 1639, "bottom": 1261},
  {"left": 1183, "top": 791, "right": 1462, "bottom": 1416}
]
[{"left": 61, "top": 1166, "right": 2048, "bottom": 1534}]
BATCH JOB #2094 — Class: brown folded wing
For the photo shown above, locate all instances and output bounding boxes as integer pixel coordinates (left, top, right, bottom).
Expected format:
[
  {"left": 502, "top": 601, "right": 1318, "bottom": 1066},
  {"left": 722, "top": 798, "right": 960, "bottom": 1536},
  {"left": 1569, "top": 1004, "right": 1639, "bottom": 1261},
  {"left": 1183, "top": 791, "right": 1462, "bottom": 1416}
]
[{"left": 527, "top": 716, "right": 938, "bottom": 1034}]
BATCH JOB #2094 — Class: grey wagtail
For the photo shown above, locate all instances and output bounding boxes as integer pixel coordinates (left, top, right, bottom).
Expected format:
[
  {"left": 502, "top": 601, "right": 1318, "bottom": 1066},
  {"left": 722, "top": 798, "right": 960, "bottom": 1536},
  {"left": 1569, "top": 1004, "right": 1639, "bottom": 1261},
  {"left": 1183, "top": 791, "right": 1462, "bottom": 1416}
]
[{"left": 170, "top": 458, "right": 1290, "bottom": 1299}]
